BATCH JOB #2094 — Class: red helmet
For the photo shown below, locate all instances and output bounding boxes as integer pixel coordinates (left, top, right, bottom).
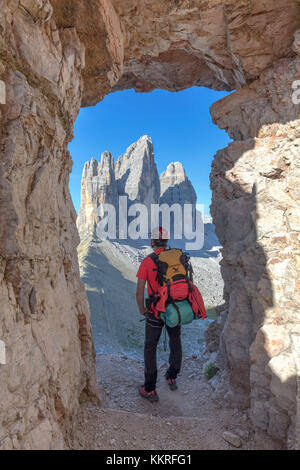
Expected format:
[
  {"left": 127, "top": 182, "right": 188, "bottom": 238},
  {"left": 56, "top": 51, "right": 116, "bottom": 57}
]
[{"left": 151, "top": 226, "right": 169, "bottom": 241}]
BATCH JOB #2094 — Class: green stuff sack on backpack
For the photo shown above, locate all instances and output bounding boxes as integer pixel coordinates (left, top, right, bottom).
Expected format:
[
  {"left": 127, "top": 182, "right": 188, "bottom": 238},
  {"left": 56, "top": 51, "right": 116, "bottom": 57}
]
[{"left": 160, "top": 300, "right": 196, "bottom": 327}]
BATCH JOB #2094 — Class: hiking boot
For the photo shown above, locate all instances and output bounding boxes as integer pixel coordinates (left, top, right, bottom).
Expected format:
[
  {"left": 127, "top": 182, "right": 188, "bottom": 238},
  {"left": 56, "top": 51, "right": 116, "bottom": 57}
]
[
  {"left": 166, "top": 378, "right": 178, "bottom": 391},
  {"left": 138, "top": 385, "right": 159, "bottom": 403}
]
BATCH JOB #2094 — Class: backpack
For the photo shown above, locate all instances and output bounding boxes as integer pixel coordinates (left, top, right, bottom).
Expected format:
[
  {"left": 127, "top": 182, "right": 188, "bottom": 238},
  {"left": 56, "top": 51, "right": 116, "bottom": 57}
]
[
  {"left": 148, "top": 248, "right": 197, "bottom": 327},
  {"left": 150, "top": 248, "right": 193, "bottom": 286}
]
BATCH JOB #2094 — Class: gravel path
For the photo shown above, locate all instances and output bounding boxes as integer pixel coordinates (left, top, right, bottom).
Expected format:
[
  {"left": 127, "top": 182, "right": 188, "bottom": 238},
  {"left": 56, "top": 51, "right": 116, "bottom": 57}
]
[{"left": 70, "top": 353, "right": 257, "bottom": 450}]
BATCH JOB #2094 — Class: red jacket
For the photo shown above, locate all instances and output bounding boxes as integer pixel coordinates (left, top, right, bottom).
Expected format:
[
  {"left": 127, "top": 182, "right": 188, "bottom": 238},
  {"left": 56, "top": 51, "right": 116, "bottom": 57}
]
[{"left": 150, "top": 280, "right": 207, "bottom": 320}]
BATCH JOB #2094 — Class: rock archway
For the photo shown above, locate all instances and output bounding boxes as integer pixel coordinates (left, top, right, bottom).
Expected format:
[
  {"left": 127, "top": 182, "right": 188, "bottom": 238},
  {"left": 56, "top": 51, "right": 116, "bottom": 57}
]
[{"left": 0, "top": 0, "right": 299, "bottom": 450}]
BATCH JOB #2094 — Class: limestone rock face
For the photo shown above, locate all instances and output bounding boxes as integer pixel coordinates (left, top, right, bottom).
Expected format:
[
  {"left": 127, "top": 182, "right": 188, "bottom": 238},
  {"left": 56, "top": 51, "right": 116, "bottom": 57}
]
[
  {"left": 210, "top": 56, "right": 300, "bottom": 449},
  {"left": 78, "top": 136, "right": 160, "bottom": 236},
  {"left": 160, "top": 162, "right": 197, "bottom": 236},
  {"left": 115, "top": 135, "right": 160, "bottom": 207},
  {"left": 78, "top": 140, "right": 201, "bottom": 242},
  {"left": 50, "top": 0, "right": 300, "bottom": 106},
  {"left": 77, "top": 152, "right": 118, "bottom": 235},
  {"left": 0, "top": 0, "right": 97, "bottom": 451},
  {"left": 160, "top": 162, "right": 197, "bottom": 207},
  {"left": 78, "top": 139, "right": 198, "bottom": 239},
  {"left": 293, "top": 29, "right": 300, "bottom": 55}
]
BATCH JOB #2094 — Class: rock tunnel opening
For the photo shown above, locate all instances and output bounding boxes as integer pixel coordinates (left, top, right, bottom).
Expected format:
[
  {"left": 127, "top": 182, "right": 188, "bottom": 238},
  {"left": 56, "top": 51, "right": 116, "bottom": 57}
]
[
  {"left": 69, "top": 86, "right": 232, "bottom": 361},
  {"left": 70, "top": 54, "right": 299, "bottom": 449}
]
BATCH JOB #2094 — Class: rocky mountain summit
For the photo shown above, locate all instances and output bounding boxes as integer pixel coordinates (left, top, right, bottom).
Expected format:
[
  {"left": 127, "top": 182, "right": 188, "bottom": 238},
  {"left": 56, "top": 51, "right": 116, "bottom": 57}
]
[
  {"left": 160, "top": 162, "right": 197, "bottom": 207},
  {"left": 115, "top": 135, "right": 160, "bottom": 207},
  {"left": 77, "top": 136, "right": 199, "bottom": 237}
]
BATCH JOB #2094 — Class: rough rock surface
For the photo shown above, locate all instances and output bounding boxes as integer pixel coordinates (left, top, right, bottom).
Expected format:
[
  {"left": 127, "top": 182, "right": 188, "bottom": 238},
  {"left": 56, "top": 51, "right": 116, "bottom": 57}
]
[
  {"left": 210, "top": 56, "right": 300, "bottom": 449},
  {"left": 0, "top": 0, "right": 299, "bottom": 451},
  {"left": 160, "top": 162, "right": 197, "bottom": 206},
  {"left": 115, "top": 135, "right": 160, "bottom": 209},
  {"left": 0, "top": 0, "right": 98, "bottom": 450},
  {"left": 77, "top": 152, "right": 118, "bottom": 235},
  {"left": 70, "top": 353, "right": 261, "bottom": 450},
  {"left": 160, "top": 161, "right": 198, "bottom": 237},
  {"left": 50, "top": 0, "right": 300, "bottom": 106}
]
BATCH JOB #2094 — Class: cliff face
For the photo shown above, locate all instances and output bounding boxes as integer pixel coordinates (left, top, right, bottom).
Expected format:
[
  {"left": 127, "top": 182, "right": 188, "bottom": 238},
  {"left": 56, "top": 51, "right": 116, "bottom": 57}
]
[
  {"left": 160, "top": 162, "right": 198, "bottom": 237},
  {"left": 115, "top": 135, "right": 160, "bottom": 210},
  {"left": 209, "top": 57, "right": 300, "bottom": 447},
  {"left": 160, "top": 162, "right": 197, "bottom": 206},
  {"left": 0, "top": 0, "right": 299, "bottom": 450},
  {"left": 77, "top": 137, "right": 197, "bottom": 237},
  {"left": 77, "top": 152, "right": 118, "bottom": 235}
]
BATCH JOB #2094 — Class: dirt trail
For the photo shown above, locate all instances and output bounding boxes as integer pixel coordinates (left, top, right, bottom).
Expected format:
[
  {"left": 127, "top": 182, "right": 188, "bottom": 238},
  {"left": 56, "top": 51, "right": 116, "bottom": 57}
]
[{"left": 71, "top": 353, "right": 261, "bottom": 450}]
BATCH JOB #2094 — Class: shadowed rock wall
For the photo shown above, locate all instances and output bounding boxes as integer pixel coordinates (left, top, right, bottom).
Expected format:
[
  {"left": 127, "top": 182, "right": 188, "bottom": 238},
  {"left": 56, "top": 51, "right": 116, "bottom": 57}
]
[{"left": 210, "top": 56, "right": 300, "bottom": 448}]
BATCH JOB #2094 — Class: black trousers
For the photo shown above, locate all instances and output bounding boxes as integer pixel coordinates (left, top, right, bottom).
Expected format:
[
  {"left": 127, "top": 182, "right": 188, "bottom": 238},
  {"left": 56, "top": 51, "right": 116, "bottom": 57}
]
[{"left": 144, "top": 314, "right": 182, "bottom": 392}]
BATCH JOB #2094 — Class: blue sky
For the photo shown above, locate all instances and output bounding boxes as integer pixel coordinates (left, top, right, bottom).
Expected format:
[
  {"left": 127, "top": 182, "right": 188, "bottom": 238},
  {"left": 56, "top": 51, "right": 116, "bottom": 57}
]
[{"left": 68, "top": 87, "right": 231, "bottom": 216}]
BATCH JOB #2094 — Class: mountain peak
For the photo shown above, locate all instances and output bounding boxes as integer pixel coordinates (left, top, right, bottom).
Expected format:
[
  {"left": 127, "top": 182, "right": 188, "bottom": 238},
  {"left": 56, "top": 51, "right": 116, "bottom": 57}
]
[
  {"left": 115, "top": 136, "right": 159, "bottom": 204},
  {"left": 162, "top": 162, "right": 186, "bottom": 181},
  {"left": 160, "top": 161, "right": 196, "bottom": 206},
  {"left": 77, "top": 137, "right": 197, "bottom": 236}
]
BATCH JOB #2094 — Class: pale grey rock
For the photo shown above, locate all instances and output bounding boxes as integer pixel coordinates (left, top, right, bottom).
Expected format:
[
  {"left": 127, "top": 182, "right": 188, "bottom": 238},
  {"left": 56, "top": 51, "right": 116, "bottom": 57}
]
[
  {"left": 83, "top": 157, "right": 98, "bottom": 178},
  {"left": 115, "top": 135, "right": 160, "bottom": 207},
  {"left": 266, "top": 402, "right": 291, "bottom": 442},
  {"left": 205, "top": 309, "right": 228, "bottom": 354},
  {"left": 235, "top": 429, "right": 250, "bottom": 440},
  {"left": 293, "top": 30, "right": 300, "bottom": 55},
  {"left": 0, "top": 80, "right": 5, "bottom": 104},
  {"left": 160, "top": 161, "right": 197, "bottom": 207},
  {"left": 222, "top": 431, "right": 242, "bottom": 448},
  {"left": 1, "top": 0, "right": 299, "bottom": 452},
  {"left": 78, "top": 136, "right": 161, "bottom": 236},
  {"left": 97, "top": 151, "right": 119, "bottom": 216},
  {"left": 77, "top": 151, "right": 118, "bottom": 235},
  {"left": 209, "top": 375, "right": 219, "bottom": 390}
]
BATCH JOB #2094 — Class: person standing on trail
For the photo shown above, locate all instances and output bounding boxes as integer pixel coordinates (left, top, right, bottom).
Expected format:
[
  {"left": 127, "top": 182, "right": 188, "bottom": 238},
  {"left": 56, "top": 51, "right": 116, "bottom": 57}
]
[{"left": 136, "top": 227, "right": 182, "bottom": 403}]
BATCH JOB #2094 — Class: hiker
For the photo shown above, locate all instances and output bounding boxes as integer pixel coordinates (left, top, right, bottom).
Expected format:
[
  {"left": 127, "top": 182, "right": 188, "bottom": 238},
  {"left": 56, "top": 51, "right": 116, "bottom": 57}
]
[{"left": 136, "top": 227, "right": 181, "bottom": 402}]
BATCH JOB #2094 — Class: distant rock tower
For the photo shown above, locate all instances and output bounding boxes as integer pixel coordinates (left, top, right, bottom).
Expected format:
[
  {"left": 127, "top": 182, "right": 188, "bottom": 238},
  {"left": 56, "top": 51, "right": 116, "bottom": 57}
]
[
  {"left": 160, "top": 161, "right": 197, "bottom": 206},
  {"left": 77, "top": 151, "right": 118, "bottom": 235},
  {"left": 77, "top": 136, "right": 160, "bottom": 237},
  {"left": 115, "top": 135, "right": 160, "bottom": 206},
  {"left": 160, "top": 162, "right": 197, "bottom": 237}
]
